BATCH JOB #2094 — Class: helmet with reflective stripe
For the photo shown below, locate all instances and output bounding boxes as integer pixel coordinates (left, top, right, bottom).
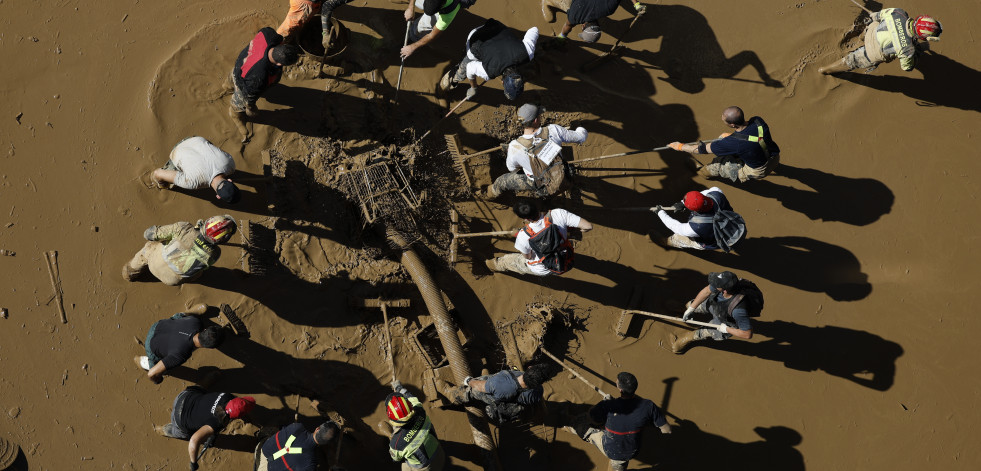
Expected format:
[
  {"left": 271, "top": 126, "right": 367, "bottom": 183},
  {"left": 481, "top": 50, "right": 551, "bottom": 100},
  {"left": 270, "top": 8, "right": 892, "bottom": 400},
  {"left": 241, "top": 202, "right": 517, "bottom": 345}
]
[
  {"left": 204, "top": 215, "right": 237, "bottom": 244},
  {"left": 683, "top": 191, "right": 714, "bottom": 212},
  {"left": 913, "top": 15, "right": 942, "bottom": 40},
  {"left": 386, "top": 393, "right": 415, "bottom": 423}
]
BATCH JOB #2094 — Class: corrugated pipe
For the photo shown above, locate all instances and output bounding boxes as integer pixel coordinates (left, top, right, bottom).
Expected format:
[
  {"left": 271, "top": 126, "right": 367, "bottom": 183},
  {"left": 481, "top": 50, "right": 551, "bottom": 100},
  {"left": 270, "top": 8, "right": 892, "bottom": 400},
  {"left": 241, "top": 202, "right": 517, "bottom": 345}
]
[{"left": 388, "top": 230, "right": 501, "bottom": 471}]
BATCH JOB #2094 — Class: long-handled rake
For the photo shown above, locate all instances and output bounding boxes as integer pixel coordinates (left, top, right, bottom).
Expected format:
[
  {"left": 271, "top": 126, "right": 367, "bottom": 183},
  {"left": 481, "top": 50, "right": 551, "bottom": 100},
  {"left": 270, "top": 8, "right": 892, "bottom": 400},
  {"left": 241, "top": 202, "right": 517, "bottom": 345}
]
[
  {"left": 445, "top": 134, "right": 501, "bottom": 191},
  {"left": 448, "top": 209, "right": 518, "bottom": 263}
]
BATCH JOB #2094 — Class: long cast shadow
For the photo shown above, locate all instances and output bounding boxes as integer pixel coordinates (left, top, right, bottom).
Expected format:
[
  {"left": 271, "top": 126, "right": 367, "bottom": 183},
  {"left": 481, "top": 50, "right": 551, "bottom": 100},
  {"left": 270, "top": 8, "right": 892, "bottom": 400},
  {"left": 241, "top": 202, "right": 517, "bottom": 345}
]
[
  {"left": 835, "top": 52, "right": 981, "bottom": 113},
  {"left": 702, "top": 320, "right": 903, "bottom": 391},
  {"left": 690, "top": 236, "right": 872, "bottom": 301},
  {"left": 743, "top": 164, "right": 894, "bottom": 226},
  {"left": 645, "top": 421, "right": 805, "bottom": 471}
]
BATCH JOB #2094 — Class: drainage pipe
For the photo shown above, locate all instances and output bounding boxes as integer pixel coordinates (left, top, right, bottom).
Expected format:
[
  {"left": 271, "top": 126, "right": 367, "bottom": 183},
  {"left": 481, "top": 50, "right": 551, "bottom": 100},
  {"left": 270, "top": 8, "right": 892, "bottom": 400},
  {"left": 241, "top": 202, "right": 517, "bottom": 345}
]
[{"left": 388, "top": 231, "right": 501, "bottom": 471}]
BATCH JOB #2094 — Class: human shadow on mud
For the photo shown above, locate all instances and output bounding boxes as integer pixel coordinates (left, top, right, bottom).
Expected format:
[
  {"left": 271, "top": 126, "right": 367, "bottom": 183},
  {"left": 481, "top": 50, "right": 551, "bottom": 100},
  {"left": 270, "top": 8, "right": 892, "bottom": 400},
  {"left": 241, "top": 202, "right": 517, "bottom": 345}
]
[
  {"left": 835, "top": 52, "right": 981, "bottom": 113},
  {"left": 689, "top": 236, "right": 872, "bottom": 301},
  {"left": 743, "top": 164, "right": 894, "bottom": 226},
  {"left": 701, "top": 320, "right": 903, "bottom": 391},
  {"left": 646, "top": 422, "right": 806, "bottom": 471},
  {"left": 588, "top": 3, "right": 782, "bottom": 93}
]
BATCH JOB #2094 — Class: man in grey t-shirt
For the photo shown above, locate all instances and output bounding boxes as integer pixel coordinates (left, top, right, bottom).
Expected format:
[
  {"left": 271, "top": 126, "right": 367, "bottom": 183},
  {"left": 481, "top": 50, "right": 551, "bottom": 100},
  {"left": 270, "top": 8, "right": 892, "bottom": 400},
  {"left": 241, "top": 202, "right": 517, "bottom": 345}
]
[{"left": 151, "top": 136, "right": 240, "bottom": 204}]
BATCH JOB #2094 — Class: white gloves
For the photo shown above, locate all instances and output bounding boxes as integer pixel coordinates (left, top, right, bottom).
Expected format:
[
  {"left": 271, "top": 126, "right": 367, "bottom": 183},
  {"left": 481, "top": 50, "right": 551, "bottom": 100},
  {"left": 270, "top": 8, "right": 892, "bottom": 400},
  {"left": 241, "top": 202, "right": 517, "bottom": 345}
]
[
  {"left": 465, "top": 87, "right": 477, "bottom": 100},
  {"left": 463, "top": 376, "right": 473, "bottom": 387},
  {"left": 682, "top": 304, "right": 696, "bottom": 321},
  {"left": 716, "top": 324, "right": 729, "bottom": 334}
]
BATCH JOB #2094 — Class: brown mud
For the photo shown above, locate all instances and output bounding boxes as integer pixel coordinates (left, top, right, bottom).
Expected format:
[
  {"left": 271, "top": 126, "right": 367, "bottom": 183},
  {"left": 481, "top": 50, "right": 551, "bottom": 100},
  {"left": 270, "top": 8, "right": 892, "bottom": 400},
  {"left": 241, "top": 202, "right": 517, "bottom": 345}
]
[{"left": 1, "top": 0, "right": 980, "bottom": 470}]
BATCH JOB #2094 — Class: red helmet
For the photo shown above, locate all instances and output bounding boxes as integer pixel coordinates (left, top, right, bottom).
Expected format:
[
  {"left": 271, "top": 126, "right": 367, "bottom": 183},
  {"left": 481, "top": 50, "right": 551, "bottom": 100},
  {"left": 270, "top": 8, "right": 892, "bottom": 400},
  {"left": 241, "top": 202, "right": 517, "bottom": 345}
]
[
  {"left": 386, "top": 393, "right": 415, "bottom": 423},
  {"left": 913, "top": 16, "right": 942, "bottom": 40},
  {"left": 225, "top": 396, "right": 256, "bottom": 419},
  {"left": 204, "top": 215, "right": 237, "bottom": 244},
  {"left": 683, "top": 191, "right": 714, "bottom": 212}
]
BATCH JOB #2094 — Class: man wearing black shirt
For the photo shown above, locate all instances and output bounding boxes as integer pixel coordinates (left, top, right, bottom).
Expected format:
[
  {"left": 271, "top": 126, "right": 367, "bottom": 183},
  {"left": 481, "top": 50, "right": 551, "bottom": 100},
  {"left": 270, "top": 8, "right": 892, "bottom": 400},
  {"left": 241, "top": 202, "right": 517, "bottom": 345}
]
[
  {"left": 569, "top": 372, "right": 671, "bottom": 471},
  {"left": 134, "top": 308, "right": 225, "bottom": 384},
  {"left": 228, "top": 27, "right": 301, "bottom": 142},
  {"left": 667, "top": 106, "right": 781, "bottom": 183},
  {"left": 543, "top": 0, "right": 646, "bottom": 43},
  {"left": 256, "top": 420, "right": 339, "bottom": 471},
  {"left": 156, "top": 387, "right": 256, "bottom": 470}
]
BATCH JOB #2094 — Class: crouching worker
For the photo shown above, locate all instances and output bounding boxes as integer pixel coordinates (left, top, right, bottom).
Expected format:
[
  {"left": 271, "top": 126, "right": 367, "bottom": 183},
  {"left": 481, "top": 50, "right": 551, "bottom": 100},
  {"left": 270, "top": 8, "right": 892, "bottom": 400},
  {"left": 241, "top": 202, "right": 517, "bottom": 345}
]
[
  {"left": 485, "top": 103, "right": 587, "bottom": 200},
  {"left": 671, "top": 270, "right": 763, "bottom": 354},
  {"left": 122, "top": 215, "right": 237, "bottom": 286},
  {"left": 486, "top": 200, "right": 592, "bottom": 276},
  {"left": 385, "top": 383, "right": 446, "bottom": 471},
  {"left": 155, "top": 387, "right": 256, "bottom": 470},
  {"left": 439, "top": 364, "right": 548, "bottom": 424},
  {"left": 255, "top": 420, "right": 340, "bottom": 471},
  {"left": 134, "top": 307, "right": 225, "bottom": 384}
]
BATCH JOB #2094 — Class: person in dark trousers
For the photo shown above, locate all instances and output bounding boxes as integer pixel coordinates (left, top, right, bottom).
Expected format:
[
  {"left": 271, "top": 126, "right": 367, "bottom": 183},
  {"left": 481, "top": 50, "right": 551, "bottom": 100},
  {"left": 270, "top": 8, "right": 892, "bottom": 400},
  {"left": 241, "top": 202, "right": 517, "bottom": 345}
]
[
  {"left": 653, "top": 187, "right": 736, "bottom": 250},
  {"left": 672, "top": 270, "right": 755, "bottom": 353},
  {"left": 155, "top": 387, "right": 256, "bottom": 470},
  {"left": 438, "top": 18, "right": 539, "bottom": 101},
  {"left": 255, "top": 420, "right": 339, "bottom": 471},
  {"left": 386, "top": 382, "right": 446, "bottom": 471},
  {"left": 228, "top": 27, "right": 301, "bottom": 142},
  {"left": 133, "top": 305, "right": 225, "bottom": 384},
  {"left": 439, "top": 365, "right": 549, "bottom": 423},
  {"left": 275, "top": 0, "right": 354, "bottom": 43},
  {"left": 542, "top": 0, "right": 646, "bottom": 43},
  {"left": 668, "top": 106, "right": 780, "bottom": 183},
  {"left": 568, "top": 372, "right": 671, "bottom": 471}
]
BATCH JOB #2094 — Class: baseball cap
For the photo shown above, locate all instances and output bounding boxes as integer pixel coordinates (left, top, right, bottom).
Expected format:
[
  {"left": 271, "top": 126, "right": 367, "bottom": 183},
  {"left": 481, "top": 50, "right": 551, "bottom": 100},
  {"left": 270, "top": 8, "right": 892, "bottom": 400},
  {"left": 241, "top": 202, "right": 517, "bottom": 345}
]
[
  {"left": 708, "top": 271, "right": 738, "bottom": 291},
  {"left": 517, "top": 104, "right": 543, "bottom": 125},
  {"left": 215, "top": 180, "right": 240, "bottom": 204},
  {"left": 225, "top": 396, "right": 256, "bottom": 419}
]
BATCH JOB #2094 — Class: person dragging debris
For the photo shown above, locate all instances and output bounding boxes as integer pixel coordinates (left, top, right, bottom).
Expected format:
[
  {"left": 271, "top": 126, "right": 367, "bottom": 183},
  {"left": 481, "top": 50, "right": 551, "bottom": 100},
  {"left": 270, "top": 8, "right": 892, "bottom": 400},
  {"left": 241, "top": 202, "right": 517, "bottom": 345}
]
[
  {"left": 485, "top": 103, "right": 587, "bottom": 199},
  {"left": 401, "top": 0, "right": 473, "bottom": 59},
  {"left": 818, "top": 8, "right": 942, "bottom": 75},
  {"left": 486, "top": 200, "right": 593, "bottom": 276},
  {"left": 542, "top": 0, "right": 646, "bottom": 43},
  {"left": 122, "top": 215, "right": 237, "bottom": 286},
  {"left": 385, "top": 382, "right": 446, "bottom": 471},
  {"left": 439, "top": 18, "right": 539, "bottom": 101},
  {"left": 151, "top": 137, "right": 240, "bottom": 204},
  {"left": 668, "top": 106, "right": 780, "bottom": 183},
  {"left": 565, "top": 372, "right": 670, "bottom": 471},
  {"left": 134, "top": 306, "right": 225, "bottom": 384},
  {"left": 439, "top": 365, "right": 549, "bottom": 424},
  {"left": 275, "top": 0, "right": 353, "bottom": 42},
  {"left": 228, "top": 27, "right": 301, "bottom": 142},
  {"left": 672, "top": 271, "right": 762, "bottom": 353},
  {"left": 652, "top": 186, "right": 746, "bottom": 252},
  {"left": 155, "top": 386, "right": 255, "bottom": 470},
  {"left": 255, "top": 419, "right": 340, "bottom": 471}
]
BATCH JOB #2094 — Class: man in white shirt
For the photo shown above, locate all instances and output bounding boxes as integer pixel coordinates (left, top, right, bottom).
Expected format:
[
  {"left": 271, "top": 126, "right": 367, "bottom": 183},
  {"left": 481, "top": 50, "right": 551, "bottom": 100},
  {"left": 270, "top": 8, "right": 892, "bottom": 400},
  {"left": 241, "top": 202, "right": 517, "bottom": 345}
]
[
  {"left": 654, "top": 187, "right": 734, "bottom": 250},
  {"left": 486, "top": 199, "right": 593, "bottom": 276},
  {"left": 486, "top": 104, "right": 587, "bottom": 199},
  {"left": 438, "top": 18, "right": 539, "bottom": 101},
  {"left": 151, "top": 137, "right": 240, "bottom": 204}
]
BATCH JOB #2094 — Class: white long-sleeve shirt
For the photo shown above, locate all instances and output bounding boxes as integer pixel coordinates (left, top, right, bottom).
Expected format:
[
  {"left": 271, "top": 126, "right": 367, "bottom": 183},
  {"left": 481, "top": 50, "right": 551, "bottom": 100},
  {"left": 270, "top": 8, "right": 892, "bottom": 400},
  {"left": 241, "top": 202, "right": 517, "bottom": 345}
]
[
  {"left": 657, "top": 187, "right": 724, "bottom": 237},
  {"left": 465, "top": 27, "right": 539, "bottom": 80},
  {"left": 506, "top": 124, "right": 588, "bottom": 179}
]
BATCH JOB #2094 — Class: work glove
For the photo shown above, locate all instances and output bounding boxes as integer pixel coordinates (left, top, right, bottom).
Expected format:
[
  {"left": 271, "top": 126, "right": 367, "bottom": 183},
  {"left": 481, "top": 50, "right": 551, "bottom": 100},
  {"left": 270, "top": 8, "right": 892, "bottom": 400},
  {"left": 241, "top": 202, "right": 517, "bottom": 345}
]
[
  {"left": 322, "top": 31, "right": 332, "bottom": 50},
  {"left": 634, "top": 2, "right": 647, "bottom": 15},
  {"left": 143, "top": 226, "right": 157, "bottom": 240},
  {"left": 650, "top": 205, "right": 663, "bottom": 213},
  {"left": 404, "top": 8, "right": 414, "bottom": 22},
  {"left": 716, "top": 324, "right": 729, "bottom": 334},
  {"left": 682, "top": 304, "right": 696, "bottom": 321},
  {"left": 465, "top": 87, "right": 477, "bottom": 100},
  {"left": 671, "top": 202, "right": 686, "bottom": 212},
  {"left": 718, "top": 132, "right": 732, "bottom": 139},
  {"left": 189, "top": 461, "right": 199, "bottom": 471},
  {"left": 463, "top": 376, "right": 473, "bottom": 387},
  {"left": 668, "top": 141, "right": 684, "bottom": 151}
]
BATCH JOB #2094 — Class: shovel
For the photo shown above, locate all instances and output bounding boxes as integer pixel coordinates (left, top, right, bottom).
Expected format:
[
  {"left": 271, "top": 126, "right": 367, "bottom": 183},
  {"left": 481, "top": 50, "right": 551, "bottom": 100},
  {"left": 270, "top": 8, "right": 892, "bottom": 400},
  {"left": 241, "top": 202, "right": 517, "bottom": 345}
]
[{"left": 541, "top": 348, "right": 612, "bottom": 400}]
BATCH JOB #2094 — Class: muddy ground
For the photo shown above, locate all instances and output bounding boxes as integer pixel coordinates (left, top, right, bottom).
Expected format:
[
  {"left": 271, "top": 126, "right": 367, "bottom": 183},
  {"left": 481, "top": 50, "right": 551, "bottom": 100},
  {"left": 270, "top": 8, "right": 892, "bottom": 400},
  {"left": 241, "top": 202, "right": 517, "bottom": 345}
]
[{"left": 2, "top": 0, "right": 980, "bottom": 469}]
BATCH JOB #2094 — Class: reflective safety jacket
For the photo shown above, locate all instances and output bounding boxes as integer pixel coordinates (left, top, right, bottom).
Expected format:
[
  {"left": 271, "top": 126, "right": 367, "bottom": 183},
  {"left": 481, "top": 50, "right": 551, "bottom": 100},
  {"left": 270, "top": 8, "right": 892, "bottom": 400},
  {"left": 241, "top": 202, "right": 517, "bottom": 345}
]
[
  {"left": 868, "top": 8, "right": 918, "bottom": 71},
  {"left": 389, "top": 394, "right": 441, "bottom": 468},
  {"left": 149, "top": 222, "right": 221, "bottom": 281}
]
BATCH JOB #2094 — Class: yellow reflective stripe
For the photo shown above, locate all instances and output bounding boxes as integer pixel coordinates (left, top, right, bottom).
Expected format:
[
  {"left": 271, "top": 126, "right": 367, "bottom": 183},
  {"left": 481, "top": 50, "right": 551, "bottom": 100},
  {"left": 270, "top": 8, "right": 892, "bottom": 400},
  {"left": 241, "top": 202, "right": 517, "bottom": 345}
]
[
  {"left": 747, "top": 125, "right": 768, "bottom": 155},
  {"left": 404, "top": 415, "right": 433, "bottom": 459},
  {"left": 272, "top": 435, "right": 303, "bottom": 460}
]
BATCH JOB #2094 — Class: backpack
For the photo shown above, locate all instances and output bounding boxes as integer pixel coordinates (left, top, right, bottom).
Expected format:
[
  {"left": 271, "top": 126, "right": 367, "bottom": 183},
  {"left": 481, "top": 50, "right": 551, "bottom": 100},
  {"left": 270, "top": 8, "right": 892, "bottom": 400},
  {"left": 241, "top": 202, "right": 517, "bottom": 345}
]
[
  {"left": 518, "top": 127, "right": 566, "bottom": 197},
  {"left": 522, "top": 212, "right": 574, "bottom": 274},
  {"left": 689, "top": 193, "right": 746, "bottom": 252},
  {"left": 728, "top": 279, "right": 764, "bottom": 318}
]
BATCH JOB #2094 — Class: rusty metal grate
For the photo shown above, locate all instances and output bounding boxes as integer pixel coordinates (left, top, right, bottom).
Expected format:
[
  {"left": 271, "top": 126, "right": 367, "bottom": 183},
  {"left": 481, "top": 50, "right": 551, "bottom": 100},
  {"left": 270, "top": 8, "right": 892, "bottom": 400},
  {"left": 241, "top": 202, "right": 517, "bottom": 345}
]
[{"left": 338, "top": 149, "right": 421, "bottom": 241}]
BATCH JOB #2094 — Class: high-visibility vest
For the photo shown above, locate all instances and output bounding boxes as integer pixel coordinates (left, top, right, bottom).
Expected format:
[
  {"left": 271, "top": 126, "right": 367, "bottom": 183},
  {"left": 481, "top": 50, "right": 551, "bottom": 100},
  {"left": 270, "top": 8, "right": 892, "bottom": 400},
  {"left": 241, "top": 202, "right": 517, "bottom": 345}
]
[{"left": 272, "top": 433, "right": 304, "bottom": 463}]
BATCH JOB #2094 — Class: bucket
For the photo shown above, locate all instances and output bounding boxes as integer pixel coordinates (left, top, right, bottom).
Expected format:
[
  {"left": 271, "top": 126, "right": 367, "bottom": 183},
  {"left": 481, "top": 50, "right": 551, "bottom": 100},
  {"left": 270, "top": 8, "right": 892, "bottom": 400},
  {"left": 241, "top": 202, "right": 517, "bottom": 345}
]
[{"left": 299, "top": 15, "right": 349, "bottom": 60}]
